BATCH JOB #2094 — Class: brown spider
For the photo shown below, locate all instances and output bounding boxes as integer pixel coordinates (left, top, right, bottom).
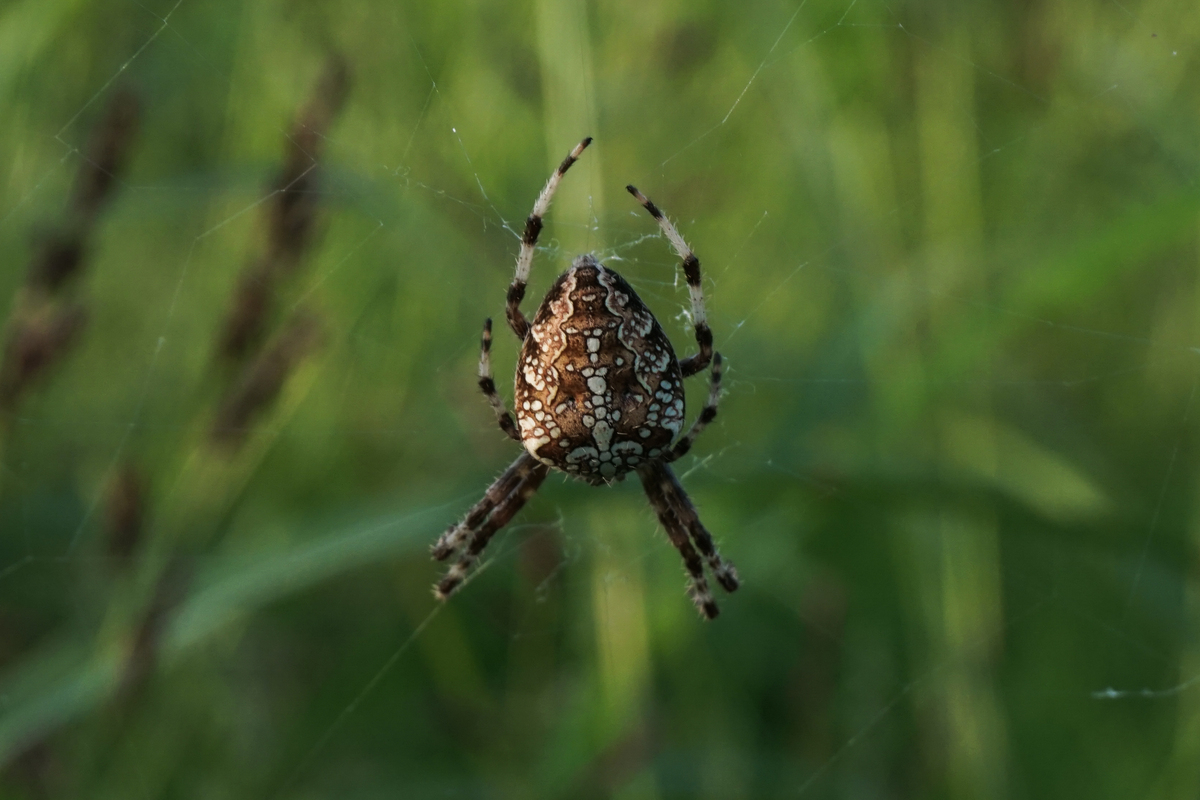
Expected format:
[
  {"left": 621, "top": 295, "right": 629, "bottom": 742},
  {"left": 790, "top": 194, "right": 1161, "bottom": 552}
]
[{"left": 432, "top": 137, "right": 739, "bottom": 619}]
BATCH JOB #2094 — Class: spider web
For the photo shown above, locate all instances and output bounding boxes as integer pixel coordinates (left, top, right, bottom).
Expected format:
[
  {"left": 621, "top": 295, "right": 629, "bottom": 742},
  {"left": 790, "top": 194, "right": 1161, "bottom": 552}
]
[{"left": 1, "top": 0, "right": 1199, "bottom": 796}]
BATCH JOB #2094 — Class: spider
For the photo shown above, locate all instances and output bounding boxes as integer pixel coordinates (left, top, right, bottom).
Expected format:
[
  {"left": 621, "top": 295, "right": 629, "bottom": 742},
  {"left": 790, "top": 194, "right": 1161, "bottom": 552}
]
[{"left": 432, "top": 137, "right": 739, "bottom": 619}]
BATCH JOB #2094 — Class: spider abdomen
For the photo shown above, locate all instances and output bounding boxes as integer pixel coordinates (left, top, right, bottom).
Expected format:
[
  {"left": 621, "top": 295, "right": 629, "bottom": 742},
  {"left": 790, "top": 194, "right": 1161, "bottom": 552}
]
[{"left": 514, "top": 255, "right": 684, "bottom": 482}]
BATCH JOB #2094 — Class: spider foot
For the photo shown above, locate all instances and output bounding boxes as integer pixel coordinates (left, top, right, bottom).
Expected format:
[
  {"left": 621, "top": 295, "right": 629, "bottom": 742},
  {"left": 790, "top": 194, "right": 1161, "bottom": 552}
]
[
  {"left": 687, "top": 576, "right": 720, "bottom": 620},
  {"left": 430, "top": 524, "right": 465, "bottom": 561},
  {"left": 434, "top": 563, "right": 469, "bottom": 600},
  {"left": 713, "top": 560, "right": 740, "bottom": 593}
]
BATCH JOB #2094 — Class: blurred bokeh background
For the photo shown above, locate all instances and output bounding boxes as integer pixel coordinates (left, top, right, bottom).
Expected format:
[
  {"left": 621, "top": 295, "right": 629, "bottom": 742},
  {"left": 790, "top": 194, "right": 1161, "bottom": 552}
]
[{"left": 2, "top": 0, "right": 1200, "bottom": 797}]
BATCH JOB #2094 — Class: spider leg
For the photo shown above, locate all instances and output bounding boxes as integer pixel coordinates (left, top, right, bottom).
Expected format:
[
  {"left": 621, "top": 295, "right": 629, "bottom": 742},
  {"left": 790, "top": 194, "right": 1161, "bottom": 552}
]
[
  {"left": 478, "top": 318, "right": 520, "bottom": 441},
  {"left": 665, "top": 352, "right": 722, "bottom": 463},
  {"left": 435, "top": 458, "right": 550, "bottom": 599},
  {"left": 506, "top": 137, "right": 593, "bottom": 340},
  {"left": 431, "top": 453, "right": 536, "bottom": 561},
  {"left": 625, "top": 185, "right": 712, "bottom": 378},
  {"left": 639, "top": 466, "right": 719, "bottom": 619},
  {"left": 650, "top": 461, "right": 740, "bottom": 594}
]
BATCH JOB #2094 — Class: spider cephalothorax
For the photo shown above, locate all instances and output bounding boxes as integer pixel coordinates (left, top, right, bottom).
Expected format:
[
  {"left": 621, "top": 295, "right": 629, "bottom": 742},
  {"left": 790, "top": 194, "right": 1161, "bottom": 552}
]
[{"left": 432, "top": 138, "right": 738, "bottom": 619}]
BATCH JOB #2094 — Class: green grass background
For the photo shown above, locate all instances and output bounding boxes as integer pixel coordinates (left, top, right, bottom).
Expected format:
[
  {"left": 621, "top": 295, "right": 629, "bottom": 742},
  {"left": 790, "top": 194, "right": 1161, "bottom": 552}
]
[{"left": 2, "top": 0, "right": 1200, "bottom": 797}]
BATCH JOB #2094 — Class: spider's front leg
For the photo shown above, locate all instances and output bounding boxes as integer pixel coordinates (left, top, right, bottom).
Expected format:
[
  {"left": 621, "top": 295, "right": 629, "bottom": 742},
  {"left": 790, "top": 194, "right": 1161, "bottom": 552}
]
[
  {"left": 477, "top": 318, "right": 520, "bottom": 441},
  {"left": 665, "top": 352, "right": 722, "bottom": 463},
  {"left": 506, "top": 137, "right": 592, "bottom": 339},
  {"left": 626, "top": 186, "right": 713, "bottom": 377}
]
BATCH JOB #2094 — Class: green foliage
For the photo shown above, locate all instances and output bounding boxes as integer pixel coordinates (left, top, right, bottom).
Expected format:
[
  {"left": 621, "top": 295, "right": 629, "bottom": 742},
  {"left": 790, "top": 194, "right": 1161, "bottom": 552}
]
[{"left": 2, "top": 0, "right": 1200, "bottom": 797}]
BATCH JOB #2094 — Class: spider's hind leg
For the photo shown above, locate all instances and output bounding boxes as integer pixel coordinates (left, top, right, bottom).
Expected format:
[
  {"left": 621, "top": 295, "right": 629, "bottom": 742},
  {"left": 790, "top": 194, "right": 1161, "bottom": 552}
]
[
  {"left": 434, "top": 455, "right": 550, "bottom": 599},
  {"left": 639, "top": 465, "right": 720, "bottom": 619},
  {"left": 432, "top": 453, "right": 532, "bottom": 561},
  {"left": 648, "top": 461, "right": 739, "bottom": 594}
]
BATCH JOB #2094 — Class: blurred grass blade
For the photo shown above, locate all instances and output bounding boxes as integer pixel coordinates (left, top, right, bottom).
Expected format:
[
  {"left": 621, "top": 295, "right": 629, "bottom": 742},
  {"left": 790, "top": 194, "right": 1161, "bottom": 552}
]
[{"left": 0, "top": 502, "right": 444, "bottom": 765}]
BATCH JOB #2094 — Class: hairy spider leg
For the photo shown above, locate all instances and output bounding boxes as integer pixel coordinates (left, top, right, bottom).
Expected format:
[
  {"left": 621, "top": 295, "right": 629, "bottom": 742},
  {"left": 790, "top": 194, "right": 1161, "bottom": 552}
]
[
  {"left": 625, "top": 185, "right": 713, "bottom": 377},
  {"left": 653, "top": 461, "right": 740, "bottom": 593},
  {"left": 431, "top": 453, "right": 538, "bottom": 561},
  {"left": 666, "top": 351, "right": 723, "bottom": 462},
  {"left": 506, "top": 137, "right": 593, "bottom": 340},
  {"left": 435, "top": 457, "right": 550, "bottom": 598},
  {"left": 639, "top": 466, "right": 719, "bottom": 619},
  {"left": 478, "top": 317, "right": 520, "bottom": 441}
]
